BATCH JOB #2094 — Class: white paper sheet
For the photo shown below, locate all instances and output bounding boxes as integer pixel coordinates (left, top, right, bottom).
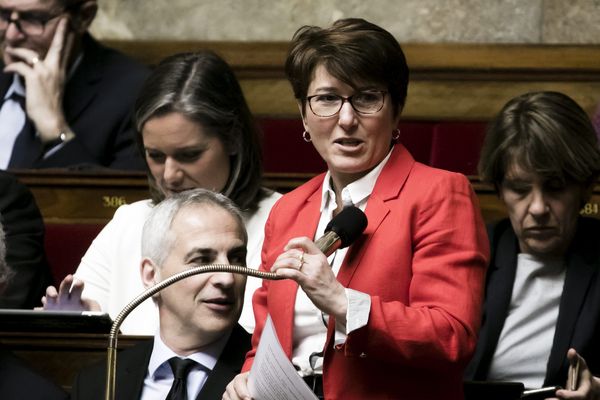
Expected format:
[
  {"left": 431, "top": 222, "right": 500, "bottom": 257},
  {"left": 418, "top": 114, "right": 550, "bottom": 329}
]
[{"left": 248, "top": 315, "right": 319, "bottom": 400}]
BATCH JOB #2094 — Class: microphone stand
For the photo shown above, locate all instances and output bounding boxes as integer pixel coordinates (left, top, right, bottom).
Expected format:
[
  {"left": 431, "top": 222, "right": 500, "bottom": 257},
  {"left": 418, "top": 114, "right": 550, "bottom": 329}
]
[{"left": 104, "top": 264, "right": 284, "bottom": 400}]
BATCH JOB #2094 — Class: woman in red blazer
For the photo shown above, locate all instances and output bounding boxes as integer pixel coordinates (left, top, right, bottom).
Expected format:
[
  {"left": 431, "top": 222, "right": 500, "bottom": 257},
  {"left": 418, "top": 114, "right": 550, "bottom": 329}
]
[{"left": 225, "top": 18, "right": 489, "bottom": 400}]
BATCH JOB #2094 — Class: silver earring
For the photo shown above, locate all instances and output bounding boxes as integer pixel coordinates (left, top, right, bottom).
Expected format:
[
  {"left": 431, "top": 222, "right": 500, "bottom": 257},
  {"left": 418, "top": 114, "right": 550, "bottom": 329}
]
[
  {"left": 392, "top": 128, "right": 401, "bottom": 141},
  {"left": 302, "top": 131, "right": 312, "bottom": 142}
]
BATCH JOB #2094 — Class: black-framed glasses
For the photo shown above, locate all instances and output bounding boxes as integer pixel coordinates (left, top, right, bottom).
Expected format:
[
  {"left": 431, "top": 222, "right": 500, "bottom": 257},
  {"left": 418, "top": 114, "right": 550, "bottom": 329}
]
[
  {"left": 0, "top": 7, "right": 66, "bottom": 36},
  {"left": 306, "top": 90, "right": 387, "bottom": 117}
]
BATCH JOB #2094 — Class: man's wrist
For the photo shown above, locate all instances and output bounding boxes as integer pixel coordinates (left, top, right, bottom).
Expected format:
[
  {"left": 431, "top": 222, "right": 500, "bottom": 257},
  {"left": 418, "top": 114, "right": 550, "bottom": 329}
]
[
  {"left": 57, "top": 129, "right": 75, "bottom": 143},
  {"left": 42, "top": 128, "right": 75, "bottom": 149}
]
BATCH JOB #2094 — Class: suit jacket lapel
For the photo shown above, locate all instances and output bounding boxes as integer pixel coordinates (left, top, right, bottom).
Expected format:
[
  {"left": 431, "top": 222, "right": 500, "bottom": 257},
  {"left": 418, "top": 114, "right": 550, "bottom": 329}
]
[
  {"left": 115, "top": 339, "right": 153, "bottom": 400},
  {"left": 469, "top": 222, "right": 519, "bottom": 380},
  {"left": 545, "top": 225, "right": 596, "bottom": 384},
  {"left": 197, "top": 325, "right": 251, "bottom": 400},
  {"left": 275, "top": 187, "right": 322, "bottom": 355},
  {"left": 63, "top": 34, "right": 104, "bottom": 123},
  {"left": 0, "top": 71, "right": 11, "bottom": 98},
  {"left": 337, "top": 145, "right": 412, "bottom": 287}
]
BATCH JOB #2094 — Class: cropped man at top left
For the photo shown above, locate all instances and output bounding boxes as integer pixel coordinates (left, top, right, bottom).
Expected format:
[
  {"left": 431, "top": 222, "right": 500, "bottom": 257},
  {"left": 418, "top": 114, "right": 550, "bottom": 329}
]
[{"left": 0, "top": 0, "right": 149, "bottom": 170}]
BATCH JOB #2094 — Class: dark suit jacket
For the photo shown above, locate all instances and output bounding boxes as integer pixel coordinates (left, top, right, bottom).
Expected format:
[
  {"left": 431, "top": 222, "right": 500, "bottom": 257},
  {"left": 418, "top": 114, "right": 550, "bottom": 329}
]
[
  {"left": 71, "top": 324, "right": 251, "bottom": 400},
  {"left": 465, "top": 217, "right": 600, "bottom": 386},
  {"left": 0, "top": 349, "right": 68, "bottom": 400},
  {"left": 0, "top": 170, "right": 52, "bottom": 308},
  {"left": 1, "top": 34, "right": 149, "bottom": 170}
]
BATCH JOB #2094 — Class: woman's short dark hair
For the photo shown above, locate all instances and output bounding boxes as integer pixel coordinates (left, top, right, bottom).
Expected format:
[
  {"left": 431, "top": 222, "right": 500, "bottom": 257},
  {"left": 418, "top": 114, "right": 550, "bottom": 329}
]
[
  {"left": 133, "top": 50, "right": 264, "bottom": 212},
  {"left": 478, "top": 91, "right": 600, "bottom": 191},
  {"left": 285, "top": 18, "right": 409, "bottom": 118}
]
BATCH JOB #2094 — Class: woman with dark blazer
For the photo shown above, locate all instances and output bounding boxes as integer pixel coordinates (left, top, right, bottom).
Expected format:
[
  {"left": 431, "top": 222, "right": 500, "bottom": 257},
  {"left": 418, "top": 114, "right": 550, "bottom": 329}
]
[{"left": 465, "top": 91, "right": 600, "bottom": 400}]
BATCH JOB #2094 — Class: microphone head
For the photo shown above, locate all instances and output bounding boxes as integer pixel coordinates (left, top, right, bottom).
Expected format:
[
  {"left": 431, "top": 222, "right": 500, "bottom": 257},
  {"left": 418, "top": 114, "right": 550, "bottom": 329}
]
[{"left": 325, "top": 206, "right": 368, "bottom": 248}]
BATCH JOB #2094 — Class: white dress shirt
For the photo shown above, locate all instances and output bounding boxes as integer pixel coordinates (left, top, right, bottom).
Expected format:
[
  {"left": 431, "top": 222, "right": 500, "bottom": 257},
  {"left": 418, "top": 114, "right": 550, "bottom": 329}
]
[
  {"left": 291, "top": 148, "right": 393, "bottom": 376},
  {"left": 140, "top": 330, "right": 230, "bottom": 400},
  {"left": 0, "top": 75, "right": 26, "bottom": 169}
]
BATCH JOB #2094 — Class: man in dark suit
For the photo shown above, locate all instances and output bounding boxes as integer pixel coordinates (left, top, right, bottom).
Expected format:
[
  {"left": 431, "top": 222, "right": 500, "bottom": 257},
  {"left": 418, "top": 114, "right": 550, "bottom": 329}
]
[
  {"left": 0, "top": 170, "right": 52, "bottom": 308},
  {"left": 0, "top": 0, "right": 148, "bottom": 170},
  {"left": 71, "top": 189, "right": 252, "bottom": 400}
]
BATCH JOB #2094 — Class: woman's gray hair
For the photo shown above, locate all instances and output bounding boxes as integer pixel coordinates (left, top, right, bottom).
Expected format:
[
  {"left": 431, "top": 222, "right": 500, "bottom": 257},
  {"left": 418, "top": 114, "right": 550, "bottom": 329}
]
[
  {"left": 141, "top": 189, "right": 247, "bottom": 267},
  {"left": 479, "top": 91, "right": 600, "bottom": 192}
]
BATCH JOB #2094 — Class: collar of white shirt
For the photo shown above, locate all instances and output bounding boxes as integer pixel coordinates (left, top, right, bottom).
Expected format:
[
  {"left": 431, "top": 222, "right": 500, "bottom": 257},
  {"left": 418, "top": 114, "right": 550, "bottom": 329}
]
[
  {"left": 147, "top": 329, "right": 231, "bottom": 380},
  {"left": 319, "top": 146, "right": 394, "bottom": 213}
]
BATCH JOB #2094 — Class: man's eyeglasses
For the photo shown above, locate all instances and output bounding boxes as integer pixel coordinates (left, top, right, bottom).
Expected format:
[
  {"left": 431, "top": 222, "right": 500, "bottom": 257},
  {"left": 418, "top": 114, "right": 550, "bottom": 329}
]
[
  {"left": 0, "top": 7, "right": 66, "bottom": 36},
  {"left": 306, "top": 91, "right": 387, "bottom": 118}
]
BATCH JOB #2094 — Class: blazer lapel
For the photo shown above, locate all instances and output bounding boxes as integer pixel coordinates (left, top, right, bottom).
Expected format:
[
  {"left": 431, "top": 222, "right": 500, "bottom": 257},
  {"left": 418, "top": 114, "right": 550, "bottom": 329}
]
[
  {"left": 196, "top": 325, "right": 251, "bottom": 400},
  {"left": 0, "top": 71, "right": 11, "bottom": 97},
  {"left": 63, "top": 34, "right": 104, "bottom": 123},
  {"left": 275, "top": 188, "right": 322, "bottom": 355},
  {"left": 115, "top": 339, "right": 153, "bottom": 400},
  {"left": 337, "top": 145, "right": 412, "bottom": 287},
  {"left": 469, "top": 223, "right": 519, "bottom": 380},
  {"left": 545, "top": 232, "right": 596, "bottom": 384}
]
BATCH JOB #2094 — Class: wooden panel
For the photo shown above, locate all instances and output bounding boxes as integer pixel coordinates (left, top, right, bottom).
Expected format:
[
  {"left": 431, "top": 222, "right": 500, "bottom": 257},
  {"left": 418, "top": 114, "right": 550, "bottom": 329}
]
[
  {"left": 104, "top": 41, "right": 600, "bottom": 73},
  {"left": 14, "top": 170, "right": 149, "bottom": 224},
  {"left": 103, "top": 41, "right": 600, "bottom": 119},
  {"left": 241, "top": 79, "right": 600, "bottom": 120},
  {"left": 0, "top": 332, "right": 148, "bottom": 392},
  {"left": 13, "top": 171, "right": 600, "bottom": 225}
]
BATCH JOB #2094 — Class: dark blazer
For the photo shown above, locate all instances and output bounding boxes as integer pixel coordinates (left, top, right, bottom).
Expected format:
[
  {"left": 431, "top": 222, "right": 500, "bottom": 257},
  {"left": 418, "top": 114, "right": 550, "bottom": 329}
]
[
  {"left": 0, "top": 170, "right": 52, "bottom": 308},
  {"left": 71, "top": 324, "right": 251, "bottom": 400},
  {"left": 465, "top": 217, "right": 600, "bottom": 386},
  {"left": 1, "top": 34, "right": 149, "bottom": 170},
  {"left": 0, "top": 349, "right": 68, "bottom": 400}
]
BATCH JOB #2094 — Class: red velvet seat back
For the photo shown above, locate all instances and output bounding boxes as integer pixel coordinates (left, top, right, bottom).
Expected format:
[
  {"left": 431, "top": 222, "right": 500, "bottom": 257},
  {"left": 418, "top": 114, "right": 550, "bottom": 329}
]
[
  {"left": 44, "top": 223, "right": 104, "bottom": 285},
  {"left": 429, "top": 121, "right": 488, "bottom": 175}
]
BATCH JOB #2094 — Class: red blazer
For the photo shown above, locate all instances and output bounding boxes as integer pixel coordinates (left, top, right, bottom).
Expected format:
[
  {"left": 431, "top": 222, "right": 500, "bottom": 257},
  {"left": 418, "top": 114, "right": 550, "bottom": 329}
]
[{"left": 244, "top": 145, "right": 489, "bottom": 399}]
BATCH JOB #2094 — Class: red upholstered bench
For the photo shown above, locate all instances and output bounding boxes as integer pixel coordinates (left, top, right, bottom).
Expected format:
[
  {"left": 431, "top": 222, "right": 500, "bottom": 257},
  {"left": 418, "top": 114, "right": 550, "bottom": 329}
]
[
  {"left": 429, "top": 121, "right": 488, "bottom": 175},
  {"left": 397, "top": 121, "right": 436, "bottom": 165},
  {"left": 260, "top": 118, "right": 326, "bottom": 174},
  {"left": 259, "top": 118, "right": 487, "bottom": 175},
  {"left": 44, "top": 223, "right": 105, "bottom": 286}
]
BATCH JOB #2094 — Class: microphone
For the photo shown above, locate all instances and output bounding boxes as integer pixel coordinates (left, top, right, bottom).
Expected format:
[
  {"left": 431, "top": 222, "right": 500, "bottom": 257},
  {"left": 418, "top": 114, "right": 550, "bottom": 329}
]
[{"left": 315, "top": 206, "right": 368, "bottom": 256}]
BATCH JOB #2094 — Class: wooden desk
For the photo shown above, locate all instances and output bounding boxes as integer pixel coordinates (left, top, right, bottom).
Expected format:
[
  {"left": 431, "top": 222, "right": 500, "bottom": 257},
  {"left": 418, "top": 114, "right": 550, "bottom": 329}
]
[
  {"left": 13, "top": 170, "right": 312, "bottom": 224},
  {"left": 0, "top": 332, "right": 149, "bottom": 392},
  {"left": 13, "top": 171, "right": 600, "bottom": 225}
]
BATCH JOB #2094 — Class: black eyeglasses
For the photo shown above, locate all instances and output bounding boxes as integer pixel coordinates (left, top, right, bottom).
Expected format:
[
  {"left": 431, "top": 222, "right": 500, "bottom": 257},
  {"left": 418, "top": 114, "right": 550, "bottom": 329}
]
[
  {"left": 0, "top": 6, "right": 69, "bottom": 36},
  {"left": 306, "top": 90, "right": 387, "bottom": 117}
]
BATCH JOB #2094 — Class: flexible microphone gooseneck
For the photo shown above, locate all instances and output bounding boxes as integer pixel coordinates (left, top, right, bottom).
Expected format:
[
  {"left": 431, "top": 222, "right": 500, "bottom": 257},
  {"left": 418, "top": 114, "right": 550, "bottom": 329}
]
[{"left": 105, "top": 206, "right": 367, "bottom": 400}]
